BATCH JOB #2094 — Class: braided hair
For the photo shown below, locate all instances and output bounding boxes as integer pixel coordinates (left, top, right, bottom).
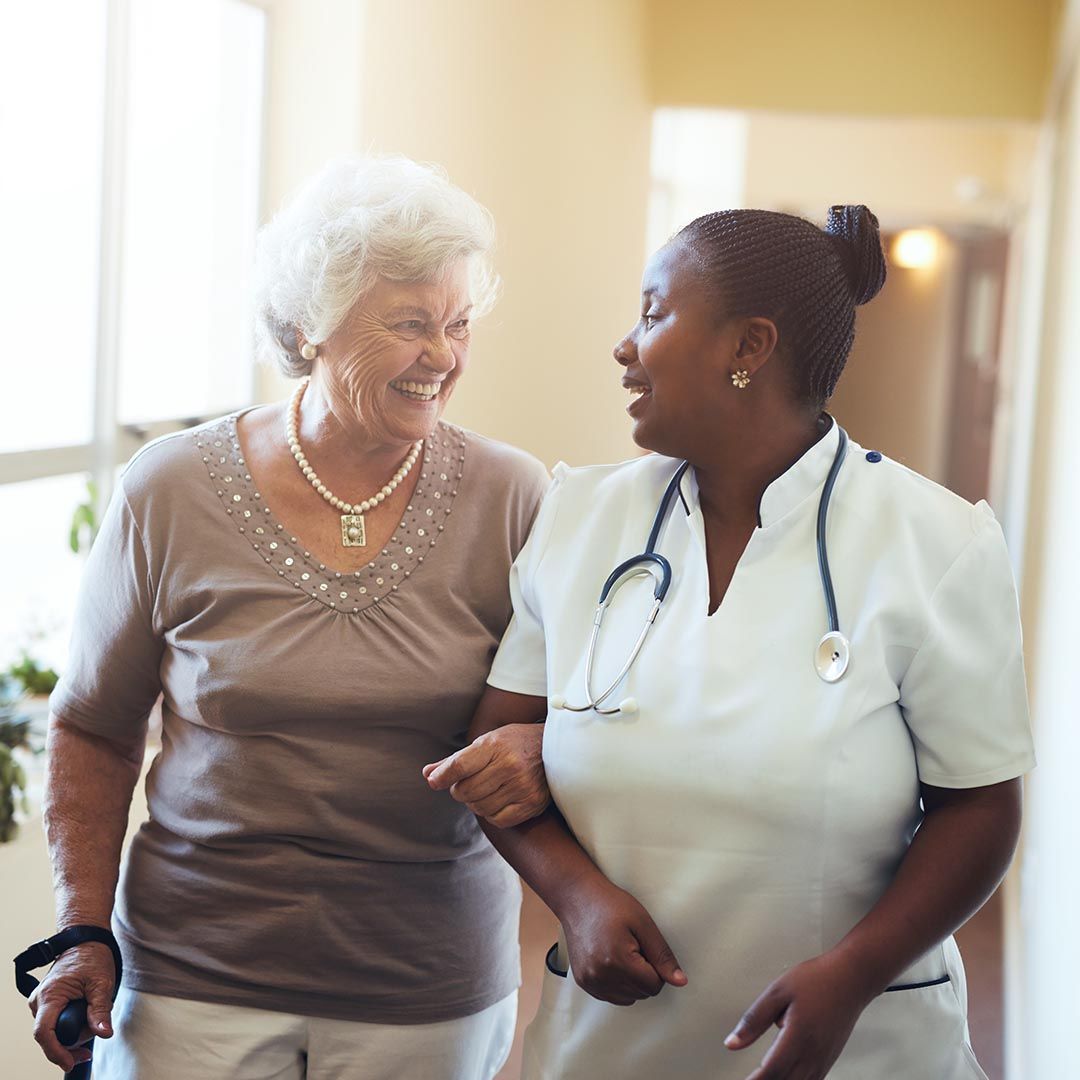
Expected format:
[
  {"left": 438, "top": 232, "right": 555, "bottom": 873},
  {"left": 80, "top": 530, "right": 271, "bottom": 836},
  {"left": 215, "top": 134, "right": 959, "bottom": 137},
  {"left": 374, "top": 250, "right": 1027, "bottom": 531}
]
[{"left": 675, "top": 205, "right": 887, "bottom": 407}]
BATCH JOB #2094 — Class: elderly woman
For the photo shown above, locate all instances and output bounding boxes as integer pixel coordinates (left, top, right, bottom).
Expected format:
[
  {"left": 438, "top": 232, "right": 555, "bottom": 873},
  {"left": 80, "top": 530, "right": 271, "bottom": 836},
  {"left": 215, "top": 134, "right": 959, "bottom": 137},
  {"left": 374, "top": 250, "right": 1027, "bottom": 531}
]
[{"left": 28, "top": 157, "right": 550, "bottom": 1079}]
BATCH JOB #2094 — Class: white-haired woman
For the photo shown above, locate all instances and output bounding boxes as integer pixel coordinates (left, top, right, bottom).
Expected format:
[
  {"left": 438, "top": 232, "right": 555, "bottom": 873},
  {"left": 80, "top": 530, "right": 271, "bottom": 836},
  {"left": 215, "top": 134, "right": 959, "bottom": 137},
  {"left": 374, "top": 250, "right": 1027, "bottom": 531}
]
[{"left": 28, "top": 157, "right": 550, "bottom": 1079}]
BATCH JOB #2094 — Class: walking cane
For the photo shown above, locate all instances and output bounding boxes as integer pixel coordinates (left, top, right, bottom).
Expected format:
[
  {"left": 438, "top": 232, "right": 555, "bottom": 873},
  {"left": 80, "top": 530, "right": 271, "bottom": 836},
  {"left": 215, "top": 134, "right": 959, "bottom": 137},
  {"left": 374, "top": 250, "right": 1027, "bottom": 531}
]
[{"left": 14, "top": 926, "right": 123, "bottom": 1080}]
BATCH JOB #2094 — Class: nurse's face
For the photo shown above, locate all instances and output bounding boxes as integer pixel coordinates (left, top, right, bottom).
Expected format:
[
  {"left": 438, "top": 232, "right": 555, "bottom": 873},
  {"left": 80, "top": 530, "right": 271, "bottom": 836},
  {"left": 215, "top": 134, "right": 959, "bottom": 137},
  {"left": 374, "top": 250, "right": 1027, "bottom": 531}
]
[{"left": 614, "top": 241, "right": 749, "bottom": 459}]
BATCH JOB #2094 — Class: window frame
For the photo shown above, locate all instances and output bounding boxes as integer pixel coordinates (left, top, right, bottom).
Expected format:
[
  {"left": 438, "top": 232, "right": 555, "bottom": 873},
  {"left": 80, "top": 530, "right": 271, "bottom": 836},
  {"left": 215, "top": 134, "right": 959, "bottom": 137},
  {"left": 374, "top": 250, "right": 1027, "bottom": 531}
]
[{"left": 0, "top": 0, "right": 269, "bottom": 519}]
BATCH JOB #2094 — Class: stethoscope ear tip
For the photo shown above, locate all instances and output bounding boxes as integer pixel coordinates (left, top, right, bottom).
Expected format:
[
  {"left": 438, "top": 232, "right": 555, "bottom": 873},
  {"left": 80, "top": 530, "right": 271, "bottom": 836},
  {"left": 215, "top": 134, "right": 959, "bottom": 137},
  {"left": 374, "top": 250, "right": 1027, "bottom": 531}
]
[
  {"left": 618, "top": 697, "right": 639, "bottom": 715},
  {"left": 550, "top": 695, "right": 567, "bottom": 711}
]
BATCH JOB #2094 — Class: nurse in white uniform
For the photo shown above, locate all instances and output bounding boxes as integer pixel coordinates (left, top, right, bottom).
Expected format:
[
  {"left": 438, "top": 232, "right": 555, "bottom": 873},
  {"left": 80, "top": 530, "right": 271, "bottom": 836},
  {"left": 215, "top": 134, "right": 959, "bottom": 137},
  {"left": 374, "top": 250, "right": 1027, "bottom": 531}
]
[{"left": 428, "top": 205, "right": 1034, "bottom": 1078}]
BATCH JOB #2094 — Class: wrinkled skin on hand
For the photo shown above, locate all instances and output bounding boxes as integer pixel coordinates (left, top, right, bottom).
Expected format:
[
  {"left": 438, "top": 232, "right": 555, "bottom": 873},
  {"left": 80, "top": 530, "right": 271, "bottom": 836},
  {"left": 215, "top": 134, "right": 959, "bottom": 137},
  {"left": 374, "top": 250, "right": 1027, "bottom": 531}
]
[
  {"left": 29, "top": 941, "right": 116, "bottom": 1073},
  {"left": 424, "top": 722, "right": 549, "bottom": 827}
]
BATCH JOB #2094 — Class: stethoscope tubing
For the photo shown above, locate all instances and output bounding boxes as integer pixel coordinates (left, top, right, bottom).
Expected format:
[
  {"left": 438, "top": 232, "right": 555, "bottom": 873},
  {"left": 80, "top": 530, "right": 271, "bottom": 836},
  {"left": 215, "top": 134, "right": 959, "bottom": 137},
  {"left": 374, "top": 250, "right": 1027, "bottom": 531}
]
[
  {"left": 816, "top": 427, "right": 848, "bottom": 634},
  {"left": 554, "top": 423, "right": 851, "bottom": 714}
]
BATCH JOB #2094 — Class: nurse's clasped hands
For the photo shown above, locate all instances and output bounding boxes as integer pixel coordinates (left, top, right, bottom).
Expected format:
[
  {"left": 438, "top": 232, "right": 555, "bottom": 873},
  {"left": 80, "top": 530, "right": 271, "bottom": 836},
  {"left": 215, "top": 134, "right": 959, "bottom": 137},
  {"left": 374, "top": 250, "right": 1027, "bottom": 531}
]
[
  {"left": 559, "top": 876, "right": 688, "bottom": 1007},
  {"left": 723, "top": 950, "right": 872, "bottom": 1080}
]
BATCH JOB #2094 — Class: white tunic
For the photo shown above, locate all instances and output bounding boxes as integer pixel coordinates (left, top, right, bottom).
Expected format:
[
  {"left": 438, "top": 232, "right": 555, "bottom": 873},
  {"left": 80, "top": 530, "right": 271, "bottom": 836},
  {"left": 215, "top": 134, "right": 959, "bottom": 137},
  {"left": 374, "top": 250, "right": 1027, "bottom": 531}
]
[{"left": 488, "top": 423, "right": 1034, "bottom": 1080}]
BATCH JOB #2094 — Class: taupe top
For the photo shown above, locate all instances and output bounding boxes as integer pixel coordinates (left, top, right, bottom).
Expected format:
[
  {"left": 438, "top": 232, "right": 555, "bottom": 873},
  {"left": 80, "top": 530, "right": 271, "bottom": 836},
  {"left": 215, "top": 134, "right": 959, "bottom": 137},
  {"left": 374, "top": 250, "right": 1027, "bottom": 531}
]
[{"left": 50, "top": 413, "right": 549, "bottom": 1023}]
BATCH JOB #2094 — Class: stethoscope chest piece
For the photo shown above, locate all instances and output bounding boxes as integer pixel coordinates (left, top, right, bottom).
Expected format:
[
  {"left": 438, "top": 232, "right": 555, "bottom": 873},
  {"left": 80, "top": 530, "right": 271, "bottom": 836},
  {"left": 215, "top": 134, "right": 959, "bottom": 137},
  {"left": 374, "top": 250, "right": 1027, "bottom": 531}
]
[{"left": 815, "top": 630, "right": 850, "bottom": 683}]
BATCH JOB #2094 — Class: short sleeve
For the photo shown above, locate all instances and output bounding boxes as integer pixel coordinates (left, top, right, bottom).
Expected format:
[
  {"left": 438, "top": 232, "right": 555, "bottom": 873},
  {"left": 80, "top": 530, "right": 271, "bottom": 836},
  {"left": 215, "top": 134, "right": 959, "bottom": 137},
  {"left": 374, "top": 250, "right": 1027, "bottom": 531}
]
[
  {"left": 899, "top": 506, "right": 1035, "bottom": 788},
  {"left": 485, "top": 465, "right": 568, "bottom": 697},
  {"left": 49, "top": 477, "right": 164, "bottom": 746}
]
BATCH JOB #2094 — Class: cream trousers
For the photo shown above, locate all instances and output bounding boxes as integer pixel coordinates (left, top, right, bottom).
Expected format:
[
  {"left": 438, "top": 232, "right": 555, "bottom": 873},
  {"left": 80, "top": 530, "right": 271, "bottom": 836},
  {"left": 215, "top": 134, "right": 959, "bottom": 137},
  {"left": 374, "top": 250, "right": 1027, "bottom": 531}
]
[{"left": 91, "top": 986, "right": 518, "bottom": 1080}]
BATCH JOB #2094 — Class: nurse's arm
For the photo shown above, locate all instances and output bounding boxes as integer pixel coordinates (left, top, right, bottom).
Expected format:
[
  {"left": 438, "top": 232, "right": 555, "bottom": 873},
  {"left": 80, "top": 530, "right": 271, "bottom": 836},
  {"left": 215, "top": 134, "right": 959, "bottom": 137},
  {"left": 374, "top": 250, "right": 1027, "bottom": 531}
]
[
  {"left": 725, "top": 777, "right": 1023, "bottom": 1080},
  {"left": 448, "top": 686, "right": 689, "bottom": 1007},
  {"left": 834, "top": 778, "right": 1023, "bottom": 991}
]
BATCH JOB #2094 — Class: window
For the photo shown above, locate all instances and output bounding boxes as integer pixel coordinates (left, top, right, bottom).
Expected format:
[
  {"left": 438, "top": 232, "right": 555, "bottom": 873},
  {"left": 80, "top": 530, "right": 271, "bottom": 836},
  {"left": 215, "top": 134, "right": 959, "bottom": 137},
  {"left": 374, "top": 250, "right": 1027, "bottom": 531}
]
[
  {"left": 0, "top": 1, "right": 107, "bottom": 455},
  {"left": 0, "top": 0, "right": 267, "bottom": 669},
  {"left": 118, "top": 0, "right": 266, "bottom": 423},
  {"left": 647, "top": 108, "right": 749, "bottom": 256}
]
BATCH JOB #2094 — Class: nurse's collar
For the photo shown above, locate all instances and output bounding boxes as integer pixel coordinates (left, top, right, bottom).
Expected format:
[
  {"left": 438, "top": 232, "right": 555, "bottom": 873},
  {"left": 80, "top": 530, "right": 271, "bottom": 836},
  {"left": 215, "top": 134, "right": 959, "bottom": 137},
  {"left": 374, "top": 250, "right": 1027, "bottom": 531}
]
[{"left": 679, "top": 418, "right": 843, "bottom": 529}]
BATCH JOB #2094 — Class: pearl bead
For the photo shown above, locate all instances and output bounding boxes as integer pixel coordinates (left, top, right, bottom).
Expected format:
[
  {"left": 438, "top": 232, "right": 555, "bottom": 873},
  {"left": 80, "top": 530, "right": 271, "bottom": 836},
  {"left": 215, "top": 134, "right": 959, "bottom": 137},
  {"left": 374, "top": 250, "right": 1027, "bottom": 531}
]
[{"left": 283, "top": 379, "right": 422, "bottom": 528}]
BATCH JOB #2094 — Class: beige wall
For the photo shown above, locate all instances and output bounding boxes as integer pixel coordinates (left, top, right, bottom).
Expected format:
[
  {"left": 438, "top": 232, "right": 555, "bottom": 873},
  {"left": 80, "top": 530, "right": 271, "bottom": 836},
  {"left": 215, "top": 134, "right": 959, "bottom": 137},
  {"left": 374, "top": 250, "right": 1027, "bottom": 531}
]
[
  {"left": 261, "top": 0, "right": 364, "bottom": 212},
  {"left": 260, "top": 0, "right": 653, "bottom": 469},
  {"left": 829, "top": 238, "right": 961, "bottom": 481},
  {"left": 738, "top": 113, "right": 1036, "bottom": 486},
  {"left": 649, "top": 0, "right": 1062, "bottom": 120},
  {"left": 743, "top": 114, "right": 1039, "bottom": 229}
]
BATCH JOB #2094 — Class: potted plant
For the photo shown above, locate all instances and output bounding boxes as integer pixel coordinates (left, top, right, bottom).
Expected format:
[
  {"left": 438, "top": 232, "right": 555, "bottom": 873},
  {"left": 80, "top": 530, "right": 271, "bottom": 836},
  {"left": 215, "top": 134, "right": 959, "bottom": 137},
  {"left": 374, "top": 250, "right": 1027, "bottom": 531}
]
[
  {"left": 0, "top": 677, "right": 33, "bottom": 842},
  {"left": 6, "top": 652, "right": 60, "bottom": 697},
  {"left": 4, "top": 650, "right": 59, "bottom": 730}
]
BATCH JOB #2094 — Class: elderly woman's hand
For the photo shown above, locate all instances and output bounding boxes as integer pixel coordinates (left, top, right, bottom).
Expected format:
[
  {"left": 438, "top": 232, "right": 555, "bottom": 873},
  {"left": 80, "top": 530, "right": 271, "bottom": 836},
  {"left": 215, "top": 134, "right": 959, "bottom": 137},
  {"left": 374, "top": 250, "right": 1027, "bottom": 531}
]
[
  {"left": 423, "top": 723, "right": 548, "bottom": 827},
  {"left": 28, "top": 942, "right": 115, "bottom": 1072}
]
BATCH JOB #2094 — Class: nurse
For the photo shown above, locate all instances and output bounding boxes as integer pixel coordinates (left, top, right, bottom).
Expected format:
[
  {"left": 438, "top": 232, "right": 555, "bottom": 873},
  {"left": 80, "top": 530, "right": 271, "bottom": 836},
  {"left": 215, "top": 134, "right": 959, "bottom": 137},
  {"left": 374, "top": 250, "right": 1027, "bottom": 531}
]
[{"left": 430, "top": 204, "right": 1034, "bottom": 1078}]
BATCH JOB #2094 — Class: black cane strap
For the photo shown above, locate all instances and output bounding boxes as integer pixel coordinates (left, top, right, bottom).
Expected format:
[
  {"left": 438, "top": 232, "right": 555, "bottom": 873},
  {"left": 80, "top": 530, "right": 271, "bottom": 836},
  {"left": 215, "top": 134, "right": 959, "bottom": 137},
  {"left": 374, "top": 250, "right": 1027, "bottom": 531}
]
[{"left": 14, "top": 925, "right": 123, "bottom": 1001}]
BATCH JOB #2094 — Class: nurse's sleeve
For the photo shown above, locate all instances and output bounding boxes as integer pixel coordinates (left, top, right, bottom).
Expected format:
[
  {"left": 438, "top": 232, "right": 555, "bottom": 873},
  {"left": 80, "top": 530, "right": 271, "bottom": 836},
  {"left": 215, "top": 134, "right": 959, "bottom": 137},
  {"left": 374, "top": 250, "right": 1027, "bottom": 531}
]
[
  {"left": 485, "top": 465, "right": 568, "bottom": 698},
  {"left": 899, "top": 505, "right": 1035, "bottom": 789}
]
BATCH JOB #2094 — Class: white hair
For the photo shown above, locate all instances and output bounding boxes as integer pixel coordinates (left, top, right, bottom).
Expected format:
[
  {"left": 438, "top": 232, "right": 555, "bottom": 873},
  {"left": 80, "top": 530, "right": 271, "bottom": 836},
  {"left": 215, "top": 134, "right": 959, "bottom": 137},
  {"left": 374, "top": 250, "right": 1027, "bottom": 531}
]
[{"left": 254, "top": 156, "right": 498, "bottom": 378}]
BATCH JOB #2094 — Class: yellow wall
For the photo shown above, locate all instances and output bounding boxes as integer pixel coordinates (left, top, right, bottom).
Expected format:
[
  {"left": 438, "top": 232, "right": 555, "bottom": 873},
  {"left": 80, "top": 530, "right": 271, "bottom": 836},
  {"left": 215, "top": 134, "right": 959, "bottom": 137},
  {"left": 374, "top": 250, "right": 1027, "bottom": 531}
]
[
  {"left": 743, "top": 114, "right": 1038, "bottom": 228},
  {"left": 649, "top": 0, "right": 1062, "bottom": 120},
  {"left": 262, "top": 0, "right": 364, "bottom": 213},
  {"left": 260, "top": 0, "right": 653, "bottom": 470}
]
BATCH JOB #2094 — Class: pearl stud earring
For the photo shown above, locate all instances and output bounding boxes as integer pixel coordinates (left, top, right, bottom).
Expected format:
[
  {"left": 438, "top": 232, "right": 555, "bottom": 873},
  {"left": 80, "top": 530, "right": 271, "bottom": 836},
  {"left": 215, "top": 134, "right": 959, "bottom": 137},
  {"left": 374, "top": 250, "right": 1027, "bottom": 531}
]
[
  {"left": 300, "top": 342, "right": 318, "bottom": 361},
  {"left": 731, "top": 369, "right": 751, "bottom": 389}
]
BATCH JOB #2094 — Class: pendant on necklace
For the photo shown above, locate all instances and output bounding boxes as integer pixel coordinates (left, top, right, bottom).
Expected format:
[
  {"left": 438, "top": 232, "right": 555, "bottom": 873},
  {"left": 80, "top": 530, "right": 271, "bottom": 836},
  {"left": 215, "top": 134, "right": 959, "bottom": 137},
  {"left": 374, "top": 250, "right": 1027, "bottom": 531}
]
[{"left": 340, "top": 514, "right": 366, "bottom": 547}]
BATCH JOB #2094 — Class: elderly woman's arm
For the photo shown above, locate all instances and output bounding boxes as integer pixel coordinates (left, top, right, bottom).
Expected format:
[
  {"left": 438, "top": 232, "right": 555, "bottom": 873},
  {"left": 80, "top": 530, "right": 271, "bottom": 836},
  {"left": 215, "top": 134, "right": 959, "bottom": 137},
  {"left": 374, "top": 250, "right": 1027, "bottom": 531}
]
[
  {"left": 429, "top": 687, "right": 687, "bottom": 1006},
  {"left": 423, "top": 696, "right": 550, "bottom": 827},
  {"left": 29, "top": 718, "right": 145, "bottom": 1072}
]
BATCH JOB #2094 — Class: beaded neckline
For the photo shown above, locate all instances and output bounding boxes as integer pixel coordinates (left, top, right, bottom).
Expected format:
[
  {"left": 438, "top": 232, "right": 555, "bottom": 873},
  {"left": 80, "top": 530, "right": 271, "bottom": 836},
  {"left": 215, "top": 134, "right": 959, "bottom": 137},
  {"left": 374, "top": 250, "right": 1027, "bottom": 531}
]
[{"left": 194, "top": 414, "right": 466, "bottom": 615}]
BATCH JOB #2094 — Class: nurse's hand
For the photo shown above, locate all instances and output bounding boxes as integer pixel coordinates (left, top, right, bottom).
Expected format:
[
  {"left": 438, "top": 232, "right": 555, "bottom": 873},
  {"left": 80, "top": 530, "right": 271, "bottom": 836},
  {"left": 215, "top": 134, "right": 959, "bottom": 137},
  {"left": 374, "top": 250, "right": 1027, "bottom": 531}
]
[
  {"left": 723, "top": 951, "right": 870, "bottom": 1079},
  {"left": 560, "top": 878, "right": 688, "bottom": 1007},
  {"left": 423, "top": 723, "right": 549, "bottom": 828}
]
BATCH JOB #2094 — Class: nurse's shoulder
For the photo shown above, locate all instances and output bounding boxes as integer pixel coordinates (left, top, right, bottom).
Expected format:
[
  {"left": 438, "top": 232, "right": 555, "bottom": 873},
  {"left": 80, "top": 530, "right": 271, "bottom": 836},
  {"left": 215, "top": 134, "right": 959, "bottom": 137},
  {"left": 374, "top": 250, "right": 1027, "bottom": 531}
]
[
  {"left": 544, "top": 452, "right": 680, "bottom": 527},
  {"left": 841, "top": 437, "right": 1002, "bottom": 583}
]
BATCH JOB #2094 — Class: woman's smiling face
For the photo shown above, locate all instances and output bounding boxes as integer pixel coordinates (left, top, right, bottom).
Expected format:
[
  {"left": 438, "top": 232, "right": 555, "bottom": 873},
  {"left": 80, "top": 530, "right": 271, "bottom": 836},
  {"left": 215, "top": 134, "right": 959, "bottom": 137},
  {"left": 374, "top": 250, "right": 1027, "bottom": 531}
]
[
  {"left": 614, "top": 241, "right": 734, "bottom": 458},
  {"left": 614, "top": 240, "right": 784, "bottom": 462},
  {"left": 319, "top": 259, "right": 474, "bottom": 446}
]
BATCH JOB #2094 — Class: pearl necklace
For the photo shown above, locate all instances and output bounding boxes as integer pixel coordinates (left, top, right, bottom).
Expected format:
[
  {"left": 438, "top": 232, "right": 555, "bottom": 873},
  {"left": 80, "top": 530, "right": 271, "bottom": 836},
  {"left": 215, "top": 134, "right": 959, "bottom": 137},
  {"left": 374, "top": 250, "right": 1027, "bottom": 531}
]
[{"left": 286, "top": 377, "right": 422, "bottom": 548}]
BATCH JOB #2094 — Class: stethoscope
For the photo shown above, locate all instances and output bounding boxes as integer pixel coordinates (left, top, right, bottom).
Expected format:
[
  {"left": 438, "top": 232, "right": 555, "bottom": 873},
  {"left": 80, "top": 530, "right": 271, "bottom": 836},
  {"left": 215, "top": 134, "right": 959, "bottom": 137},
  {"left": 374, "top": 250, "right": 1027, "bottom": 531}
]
[{"left": 549, "top": 425, "right": 851, "bottom": 716}]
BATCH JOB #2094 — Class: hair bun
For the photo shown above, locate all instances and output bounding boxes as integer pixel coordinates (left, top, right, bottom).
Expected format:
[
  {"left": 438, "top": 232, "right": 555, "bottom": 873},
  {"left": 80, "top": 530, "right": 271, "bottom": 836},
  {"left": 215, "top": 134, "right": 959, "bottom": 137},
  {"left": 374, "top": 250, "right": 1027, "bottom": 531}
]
[{"left": 825, "top": 204, "right": 886, "bottom": 305}]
